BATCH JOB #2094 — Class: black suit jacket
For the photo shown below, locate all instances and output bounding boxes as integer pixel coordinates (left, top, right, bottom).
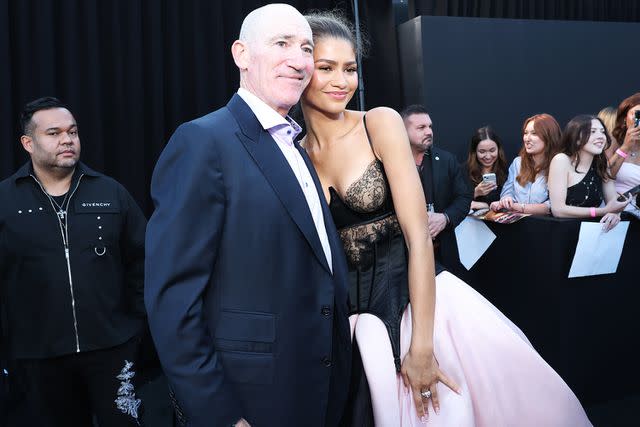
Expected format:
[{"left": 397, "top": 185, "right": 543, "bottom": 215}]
[
  {"left": 145, "top": 95, "right": 351, "bottom": 427},
  {"left": 419, "top": 146, "right": 472, "bottom": 270}
]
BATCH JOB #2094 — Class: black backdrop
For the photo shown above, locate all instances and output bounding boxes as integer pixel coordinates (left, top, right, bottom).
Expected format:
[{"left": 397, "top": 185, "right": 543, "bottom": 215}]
[
  {"left": 1, "top": 0, "right": 638, "bottom": 214},
  {"left": 397, "top": 15, "right": 640, "bottom": 162}
]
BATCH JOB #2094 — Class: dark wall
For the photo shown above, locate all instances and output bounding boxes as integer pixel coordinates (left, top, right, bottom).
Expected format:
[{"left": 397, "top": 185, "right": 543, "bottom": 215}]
[
  {"left": 408, "top": 0, "right": 640, "bottom": 22},
  {"left": 398, "top": 15, "right": 640, "bottom": 162}
]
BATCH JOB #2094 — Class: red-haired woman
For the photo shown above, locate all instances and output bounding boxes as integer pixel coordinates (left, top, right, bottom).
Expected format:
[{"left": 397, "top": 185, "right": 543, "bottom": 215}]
[{"left": 490, "top": 114, "right": 562, "bottom": 214}]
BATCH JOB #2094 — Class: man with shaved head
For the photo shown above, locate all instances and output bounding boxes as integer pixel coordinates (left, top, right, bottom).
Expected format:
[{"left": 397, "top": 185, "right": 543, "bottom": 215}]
[{"left": 145, "top": 4, "right": 351, "bottom": 426}]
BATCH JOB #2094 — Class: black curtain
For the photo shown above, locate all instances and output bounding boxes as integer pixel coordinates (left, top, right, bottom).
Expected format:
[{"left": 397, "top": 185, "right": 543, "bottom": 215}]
[
  {"left": 1, "top": 0, "right": 386, "bottom": 215},
  {"left": 408, "top": 0, "right": 640, "bottom": 21}
]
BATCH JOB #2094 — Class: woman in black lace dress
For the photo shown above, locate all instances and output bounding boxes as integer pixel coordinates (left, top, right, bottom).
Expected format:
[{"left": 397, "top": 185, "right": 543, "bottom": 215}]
[
  {"left": 300, "top": 11, "right": 591, "bottom": 426},
  {"left": 548, "top": 115, "right": 629, "bottom": 231}
]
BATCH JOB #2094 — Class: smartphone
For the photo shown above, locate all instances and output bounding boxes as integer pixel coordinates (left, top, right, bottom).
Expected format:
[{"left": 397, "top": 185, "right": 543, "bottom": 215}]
[
  {"left": 617, "top": 184, "right": 640, "bottom": 202},
  {"left": 482, "top": 173, "right": 497, "bottom": 185},
  {"left": 635, "top": 110, "right": 640, "bottom": 128}
]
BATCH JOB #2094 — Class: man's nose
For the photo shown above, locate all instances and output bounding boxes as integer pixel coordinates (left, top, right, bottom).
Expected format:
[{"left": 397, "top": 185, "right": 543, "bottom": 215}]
[{"left": 286, "top": 50, "right": 311, "bottom": 72}]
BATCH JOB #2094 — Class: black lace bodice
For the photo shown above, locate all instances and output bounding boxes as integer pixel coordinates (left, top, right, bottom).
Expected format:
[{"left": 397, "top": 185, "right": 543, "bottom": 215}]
[
  {"left": 566, "top": 165, "right": 603, "bottom": 208},
  {"left": 329, "top": 159, "right": 401, "bottom": 268}
]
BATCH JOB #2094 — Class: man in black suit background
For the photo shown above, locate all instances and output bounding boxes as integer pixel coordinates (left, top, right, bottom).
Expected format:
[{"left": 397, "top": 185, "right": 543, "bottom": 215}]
[
  {"left": 401, "top": 105, "right": 471, "bottom": 273},
  {"left": 145, "top": 4, "right": 351, "bottom": 427}
]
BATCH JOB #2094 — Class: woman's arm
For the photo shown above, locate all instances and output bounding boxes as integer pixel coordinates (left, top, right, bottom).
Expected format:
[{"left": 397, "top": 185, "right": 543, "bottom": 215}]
[
  {"left": 608, "top": 126, "right": 640, "bottom": 178},
  {"left": 499, "top": 158, "right": 518, "bottom": 200},
  {"left": 366, "top": 108, "right": 434, "bottom": 356},
  {"left": 512, "top": 202, "right": 549, "bottom": 215},
  {"left": 365, "top": 107, "right": 458, "bottom": 417}
]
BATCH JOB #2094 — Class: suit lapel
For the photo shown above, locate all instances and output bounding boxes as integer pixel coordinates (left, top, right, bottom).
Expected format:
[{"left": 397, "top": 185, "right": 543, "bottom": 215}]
[
  {"left": 296, "top": 142, "right": 347, "bottom": 277},
  {"left": 228, "top": 95, "right": 332, "bottom": 274}
]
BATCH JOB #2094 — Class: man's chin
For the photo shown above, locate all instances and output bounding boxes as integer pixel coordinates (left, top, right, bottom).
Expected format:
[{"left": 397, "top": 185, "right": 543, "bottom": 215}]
[{"left": 54, "top": 160, "right": 79, "bottom": 170}]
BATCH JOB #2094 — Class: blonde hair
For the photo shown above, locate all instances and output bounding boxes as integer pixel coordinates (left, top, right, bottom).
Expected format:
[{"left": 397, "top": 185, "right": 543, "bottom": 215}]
[{"left": 597, "top": 106, "right": 617, "bottom": 139}]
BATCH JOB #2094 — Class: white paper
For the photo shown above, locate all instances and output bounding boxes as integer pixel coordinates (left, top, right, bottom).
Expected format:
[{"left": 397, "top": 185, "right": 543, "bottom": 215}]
[
  {"left": 568, "top": 221, "right": 630, "bottom": 278},
  {"left": 454, "top": 216, "right": 497, "bottom": 270}
]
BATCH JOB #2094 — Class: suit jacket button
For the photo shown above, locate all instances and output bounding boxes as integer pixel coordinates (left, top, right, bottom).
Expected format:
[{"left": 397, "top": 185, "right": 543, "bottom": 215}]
[
  {"left": 321, "top": 305, "right": 331, "bottom": 316},
  {"left": 322, "top": 356, "right": 332, "bottom": 368}
]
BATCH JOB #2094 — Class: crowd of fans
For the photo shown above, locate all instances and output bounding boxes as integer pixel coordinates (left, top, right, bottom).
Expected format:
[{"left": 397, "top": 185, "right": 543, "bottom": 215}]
[{"left": 464, "top": 92, "right": 640, "bottom": 229}]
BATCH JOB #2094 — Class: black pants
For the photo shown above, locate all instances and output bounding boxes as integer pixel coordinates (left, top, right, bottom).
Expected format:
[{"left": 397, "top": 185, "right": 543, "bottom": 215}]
[{"left": 16, "top": 337, "right": 142, "bottom": 427}]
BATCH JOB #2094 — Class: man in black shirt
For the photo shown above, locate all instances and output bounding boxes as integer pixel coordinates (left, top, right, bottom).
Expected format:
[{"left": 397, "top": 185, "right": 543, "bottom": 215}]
[
  {"left": 401, "top": 105, "right": 471, "bottom": 271},
  {"left": 0, "top": 97, "right": 147, "bottom": 426}
]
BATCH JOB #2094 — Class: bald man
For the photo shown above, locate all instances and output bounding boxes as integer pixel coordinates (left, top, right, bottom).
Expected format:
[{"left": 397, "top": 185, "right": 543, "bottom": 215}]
[{"left": 145, "top": 4, "right": 351, "bottom": 426}]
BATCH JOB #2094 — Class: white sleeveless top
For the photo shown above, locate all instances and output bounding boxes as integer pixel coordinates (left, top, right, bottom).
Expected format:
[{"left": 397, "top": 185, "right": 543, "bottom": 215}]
[{"left": 615, "top": 162, "right": 640, "bottom": 217}]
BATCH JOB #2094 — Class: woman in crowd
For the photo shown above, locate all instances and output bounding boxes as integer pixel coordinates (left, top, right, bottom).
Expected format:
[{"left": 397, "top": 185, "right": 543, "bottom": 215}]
[
  {"left": 605, "top": 93, "right": 640, "bottom": 177},
  {"left": 465, "top": 126, "right": 508, "bottom": 211},
  {"left": 548, "top": 115, "right": 629, "bottom": 231},
  {"left": 301, "top": 11, "right": 591, "bottom": 426},
  {"left": 606, "top": 93, "right": 640, "bottom": 218},
  {"left": 598, "top": 106, "right": 617, "bottom": 146},
  {"left": 490, "top": 114, "right": 562, "bottom": 214}
]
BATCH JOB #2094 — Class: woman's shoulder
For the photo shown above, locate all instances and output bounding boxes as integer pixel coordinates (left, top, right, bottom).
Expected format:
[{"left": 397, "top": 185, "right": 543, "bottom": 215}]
[
  {"left": 361, "top": 107, "right": 402, "bottom": 129},
  {"left": 550, "top": 152, "right": 571, "bottom": 167},
  {"left": 365, "top": 106, "right": 400, "bottom": 118},
  {"left": 359, "top": 107, "right": 406, "bottom": 144}
]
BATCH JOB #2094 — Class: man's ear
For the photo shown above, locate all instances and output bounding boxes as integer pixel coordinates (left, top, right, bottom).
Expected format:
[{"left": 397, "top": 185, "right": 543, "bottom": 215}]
[
  {"left": 231, "top": 40, "right": 250, "bottom": 70},
  {"left": 20, "top": 135, "right": 34, "bottom": 154}
]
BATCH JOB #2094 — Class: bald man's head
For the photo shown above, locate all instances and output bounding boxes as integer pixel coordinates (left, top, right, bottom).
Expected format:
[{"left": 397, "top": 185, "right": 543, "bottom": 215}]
[
  {"left": 231, "top": 3, "right": 314, "bottom": 116},
  {"left": 238, "top": 4, "right": 309, "bottom": 47}
]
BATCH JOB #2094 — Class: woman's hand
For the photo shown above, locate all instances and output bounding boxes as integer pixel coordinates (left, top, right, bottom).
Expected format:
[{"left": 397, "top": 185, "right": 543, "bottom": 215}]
[
  {"left": 401, "top": 349, "right": 460, "bottom": 421},
  {"left": 471, "top": 201, "right": 489, "bottom": 211},
  {"left": 474, "top": 181, "right": 497, "bottom": 198},
  {"left": 621, "top": 124, "right": 640, "bottom": 150},
  {"left": 491, "top": 196, "right": 514, "bottom": 211},
  {"left": 600, "top": 212, "right": 621, "bottom": 232},
  {"left": 604, "top": 195, "right": 630, "bottom": 214}
]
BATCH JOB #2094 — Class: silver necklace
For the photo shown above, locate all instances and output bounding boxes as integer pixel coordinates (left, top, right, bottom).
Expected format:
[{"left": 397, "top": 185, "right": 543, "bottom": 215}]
[{"left": 47, "top": 191, "right": 70, "bottom": 220}]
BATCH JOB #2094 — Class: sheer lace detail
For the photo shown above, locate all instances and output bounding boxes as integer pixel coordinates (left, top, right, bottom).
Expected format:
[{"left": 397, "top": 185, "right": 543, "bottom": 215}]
[
  {"left": 344, "top": 160, "right": 387, "bottom": 213},
  {"left": 339, "top": 214, "right": 401, "bottom": 267}
]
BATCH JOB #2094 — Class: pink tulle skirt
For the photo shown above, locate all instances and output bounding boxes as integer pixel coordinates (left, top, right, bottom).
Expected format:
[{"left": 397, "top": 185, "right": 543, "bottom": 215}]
[{"left": 349, "top": 271, "right": 592, "bottom": 427}]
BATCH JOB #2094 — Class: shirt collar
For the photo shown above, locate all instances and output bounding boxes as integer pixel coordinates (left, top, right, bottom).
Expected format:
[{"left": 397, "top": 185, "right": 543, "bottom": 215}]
[
  {"left": 13, "top": 161, "right": 100, "bottom": 182},
  {"left": 237, "top": 88, "right": 302, "bottom": 138}
]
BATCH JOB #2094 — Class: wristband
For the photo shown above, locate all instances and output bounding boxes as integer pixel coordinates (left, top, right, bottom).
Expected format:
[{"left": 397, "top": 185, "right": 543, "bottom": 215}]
[
  {"left": 616, "top": 148, "right": 629, "bottom": 159},
  {"left": 590, "top": 207, "right": 596, "bottom": 218}
]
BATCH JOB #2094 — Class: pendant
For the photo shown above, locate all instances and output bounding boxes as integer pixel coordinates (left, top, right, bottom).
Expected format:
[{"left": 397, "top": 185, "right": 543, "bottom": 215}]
[{"left": 57, "top": 210, "right": 66, "bottom": 220}]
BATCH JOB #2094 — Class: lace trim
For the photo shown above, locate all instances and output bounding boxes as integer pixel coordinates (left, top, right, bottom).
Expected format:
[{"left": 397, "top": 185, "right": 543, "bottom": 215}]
[
  {"left": 343, "top": 160, "right": 387, "bottom": 213},
  {"left": 339, "top": 214, "right": 401, "bottom": 267}
]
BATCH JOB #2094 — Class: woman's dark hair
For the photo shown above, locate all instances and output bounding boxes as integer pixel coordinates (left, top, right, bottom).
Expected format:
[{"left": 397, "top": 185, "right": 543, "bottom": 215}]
[
  {"left": 466, "top": 126, "right": 508, "bottom": 186},
  {"left": 516, "top": 113, "right": 562, "bottom": 185},
  {"left": 612, "top": 92, "right": 640, "bottom": 143},
  {"left": 561, "top": 114, "right": 612, "bottom": 181},
  {"left": 304, "top": 10, "right": 369, "bottom": 57}
]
